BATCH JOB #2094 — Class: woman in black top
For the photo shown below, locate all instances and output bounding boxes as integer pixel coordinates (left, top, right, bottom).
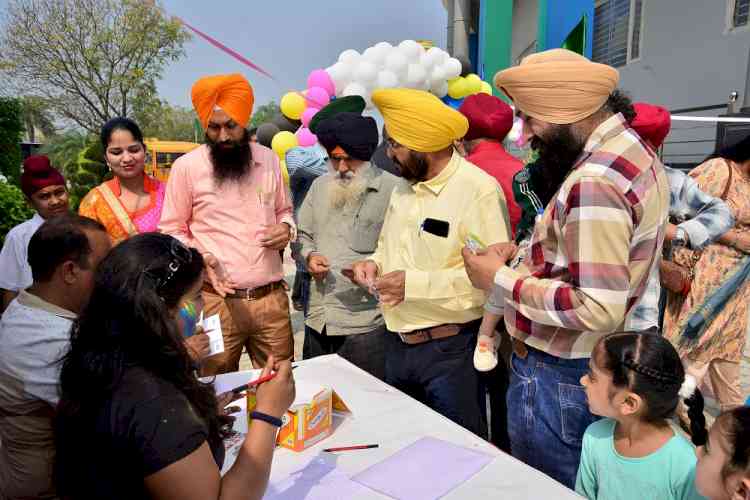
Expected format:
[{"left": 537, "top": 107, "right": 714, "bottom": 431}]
[{"left": 56, "top": 233, "right": 295, "bottom": 500}]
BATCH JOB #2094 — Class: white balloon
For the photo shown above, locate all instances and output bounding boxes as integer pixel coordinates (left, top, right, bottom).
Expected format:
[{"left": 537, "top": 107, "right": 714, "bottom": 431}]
[
  {"left": 353, "top": 61, "right": 378, "bottom": 83},
  {"left": 422, "top": 47, "right": 445, "bottom": 68},
  {"left": 342, "top": 82, "right": 368, "bottom": 99},
  {"left": 375, "top": 41, "right": 394, "bottom": 52},
  {"left": 398, "top": 39, "right": 423, "bottom": 62},
  {"left": 338, "top": 49, "right": 361, "bottom": 65},
  {"left": 405, "top": 63, "right": 427, "bottom": 87},
  {"left": 430, "top": 80, "right": 449, "bottom": 98},
  {"left": 429, "top": 66, "right": 446, "bottom": 85},
  {"left": 384, "top": 51, "right": 408, "bottom": 78},
  {"left": 362, "top": 46, "right": 379, "bottom": 62},
  {"left": 443, "top": 57, "right": 462, "bottom": 80},
  {"left": 326, "top": 62, "right": 352, "bottom": 94},
  {"left": 376, "top": 70, "right": 399, "bottom": 89}
]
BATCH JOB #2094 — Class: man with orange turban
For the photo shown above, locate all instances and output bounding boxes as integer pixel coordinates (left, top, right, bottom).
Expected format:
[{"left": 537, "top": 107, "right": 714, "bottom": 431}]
[
  {"left": 350, "top": 88, "right": 511, "bottom": 438},
  {"left": 160, "top": 74, "right": 296, "bottom": 375},
  {"left": 462, "top": 49, "right": 671, "bottom": 488}
]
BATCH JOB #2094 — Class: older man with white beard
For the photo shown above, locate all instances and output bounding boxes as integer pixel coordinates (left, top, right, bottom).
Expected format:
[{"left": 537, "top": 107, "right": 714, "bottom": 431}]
[{"left": 297, "top": 112, "right": 401, "bottom": 379}]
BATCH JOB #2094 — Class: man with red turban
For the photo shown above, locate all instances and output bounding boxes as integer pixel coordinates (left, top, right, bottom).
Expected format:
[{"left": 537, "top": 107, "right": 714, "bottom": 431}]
[
  {"left": 159, "top": 74, "right": 296, "bottom": 375},
  {"left": 0, "top": 155, "right": 69, "bottom": 312},
  {"left": 628, "top": 102, "right": 734, "bottom": 333},
  {"left": 458, "top": 93, "right": 522, "bottom": 236}
]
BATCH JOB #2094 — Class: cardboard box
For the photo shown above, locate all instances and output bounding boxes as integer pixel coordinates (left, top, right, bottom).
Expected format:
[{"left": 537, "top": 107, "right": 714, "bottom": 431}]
[{"left": 247, "top": 384, "right": 350, "bottom": 452}]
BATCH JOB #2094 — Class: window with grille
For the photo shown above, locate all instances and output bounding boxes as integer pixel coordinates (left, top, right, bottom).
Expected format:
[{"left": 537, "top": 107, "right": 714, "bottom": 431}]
[
  {"left": 593, "top": 0, "right": 644, "bottom": 67},
  {"left": 734, "top": 0, "right": 749, "bottom": 27}
]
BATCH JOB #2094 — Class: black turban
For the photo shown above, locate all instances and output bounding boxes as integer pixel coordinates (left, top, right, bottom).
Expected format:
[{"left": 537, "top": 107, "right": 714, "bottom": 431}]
[
  {"left": 309, "top": 96, "right": 367, "bottom": 134},
  {"left": 315, "top": 112, "right": 379, "bottom": 161}
]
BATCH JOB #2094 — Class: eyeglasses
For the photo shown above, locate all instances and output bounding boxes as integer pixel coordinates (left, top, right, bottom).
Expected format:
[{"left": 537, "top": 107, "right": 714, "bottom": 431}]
[
  {"left": 146, "top": 239, "right": 193, "bottom": 293},
  {"left": 386, "top": 138, "right": 404, "bottom": 151}
]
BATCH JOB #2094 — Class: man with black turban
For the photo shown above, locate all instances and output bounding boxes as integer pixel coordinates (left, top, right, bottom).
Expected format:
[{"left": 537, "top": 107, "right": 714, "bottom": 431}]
[{"left": 296, "top": 111, "right": 401, "bottom": 379}]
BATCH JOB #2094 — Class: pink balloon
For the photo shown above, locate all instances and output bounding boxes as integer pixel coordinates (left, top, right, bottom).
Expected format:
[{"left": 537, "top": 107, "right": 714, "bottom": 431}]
[
  {"left": 307, "top": 69, "right": 335, "bottom": 97},
  {"left": 305, "top": 86, "right": 330, "bottom": 109},
  {"left": 301, "top": 107, "right": 320, "bottom": 128},
  {"left": 296, "top": 127, "right": 317, "bottom": 147}
]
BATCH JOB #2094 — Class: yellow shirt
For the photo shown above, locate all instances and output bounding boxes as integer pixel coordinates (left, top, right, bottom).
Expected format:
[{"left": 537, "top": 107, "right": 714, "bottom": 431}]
[{"left": 370, "top": 151, "right": 511, "bottom": 332}]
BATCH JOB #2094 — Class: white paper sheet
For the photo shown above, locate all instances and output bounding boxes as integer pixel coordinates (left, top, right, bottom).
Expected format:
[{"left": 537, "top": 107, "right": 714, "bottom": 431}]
[
  {"left": 200, "top": 313, "right": 225, "bottom": 356},
  {"left": 263, "top": 454, "right": 373, "bottom": 500}
]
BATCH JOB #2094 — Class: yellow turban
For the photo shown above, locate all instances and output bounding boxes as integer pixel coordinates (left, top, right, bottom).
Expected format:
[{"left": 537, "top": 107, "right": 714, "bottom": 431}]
[
  {"left": 372, "top": 88, "right": 469, "bottom": 153},
  {"left": 191, "top": 73, "right": 255, "bottom": 129},
  {"left": 493, "top": 49, "right": 619, "bottom": 125}
]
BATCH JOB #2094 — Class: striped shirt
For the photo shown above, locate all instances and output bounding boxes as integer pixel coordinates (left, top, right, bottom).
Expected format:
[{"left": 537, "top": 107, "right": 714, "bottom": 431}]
[{"left": 492, "top": 113, "right": 670, "bottom": 359}]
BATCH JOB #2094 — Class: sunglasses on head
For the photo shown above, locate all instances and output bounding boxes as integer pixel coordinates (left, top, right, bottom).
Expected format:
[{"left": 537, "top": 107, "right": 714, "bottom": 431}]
[{"left": 146, "top": 239, "right": 193, "bottom": 293}]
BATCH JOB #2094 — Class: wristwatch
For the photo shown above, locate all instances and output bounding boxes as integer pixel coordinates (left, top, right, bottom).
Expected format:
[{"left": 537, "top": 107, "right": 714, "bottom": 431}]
[{"left": 672, "top": 227, "right": 689, "bottom": 248}]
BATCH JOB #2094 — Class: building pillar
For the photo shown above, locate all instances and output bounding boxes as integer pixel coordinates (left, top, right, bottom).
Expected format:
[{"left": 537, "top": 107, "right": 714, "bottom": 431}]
[{"left": 479, "top": 0, "right": 514, "bottom": 97}]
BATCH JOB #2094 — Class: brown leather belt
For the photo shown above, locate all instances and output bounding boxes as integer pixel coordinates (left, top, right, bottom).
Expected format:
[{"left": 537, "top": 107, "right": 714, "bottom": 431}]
[
  {"left": 202, "top": 280, "right": 284, "bottom": 301},
  {"left": 396, "top": 323, "right": 465, "bottom": 345}
]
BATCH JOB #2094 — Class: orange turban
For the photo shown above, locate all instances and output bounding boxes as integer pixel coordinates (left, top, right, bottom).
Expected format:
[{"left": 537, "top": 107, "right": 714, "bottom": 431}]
[
  {"left": 191, "top": 73, "right": 254, "bottom": 129},
  {"left": 493, "top": 49, "right": 619, "bottom": 125}
]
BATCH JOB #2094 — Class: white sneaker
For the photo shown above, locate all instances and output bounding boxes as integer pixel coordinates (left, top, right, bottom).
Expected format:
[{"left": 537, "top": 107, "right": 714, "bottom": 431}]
[{"left": 474, "top": 334, "right": 500, "bottom": 372}]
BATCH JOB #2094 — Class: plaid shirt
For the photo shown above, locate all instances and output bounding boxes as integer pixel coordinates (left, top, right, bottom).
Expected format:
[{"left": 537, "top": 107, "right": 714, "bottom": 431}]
[
  {"left": 492, "top": 114, "right": 670, "bottom": 359},
  {"left": 626, "top": 166, "right": 735, "bottom": 331}
]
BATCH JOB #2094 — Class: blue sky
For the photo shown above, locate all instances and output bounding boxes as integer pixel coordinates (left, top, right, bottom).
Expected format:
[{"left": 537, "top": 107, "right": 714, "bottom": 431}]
[{"left": 158, "top": 0, "right": 448, "bottom": 108}]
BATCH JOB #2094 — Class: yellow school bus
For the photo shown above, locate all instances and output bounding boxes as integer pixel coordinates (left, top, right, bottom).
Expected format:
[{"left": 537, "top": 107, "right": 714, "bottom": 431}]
[{"left": 143, "top": 140, "right": 201, "bottom": 182}]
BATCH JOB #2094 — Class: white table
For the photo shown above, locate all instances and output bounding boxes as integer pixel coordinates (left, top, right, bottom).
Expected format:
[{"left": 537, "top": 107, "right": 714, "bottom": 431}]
[{"left": 218, "top": 354, "right": 581, "bottom": 499}]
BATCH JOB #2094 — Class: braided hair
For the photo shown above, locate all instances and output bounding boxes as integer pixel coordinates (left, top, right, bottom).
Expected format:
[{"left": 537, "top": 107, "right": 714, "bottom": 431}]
[{"left": 596, "top": 332, "right": 706, "bottom": 445}]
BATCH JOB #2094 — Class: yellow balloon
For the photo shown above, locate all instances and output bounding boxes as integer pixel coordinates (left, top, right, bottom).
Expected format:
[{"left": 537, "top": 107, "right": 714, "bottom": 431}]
[
  {"left": 448, "top": 77, "right": 468, "bottom": 99},
  {"left": 279, "top": 159, "right": 290, "bottom": 187},
  {"left": 271, "top": 131, "right": 298, "bottom": 158},
  {"left": 480, "top": 81, "right": 493, "bottom": 95},
  {"left": 280, "top": 91, "right": 306, "bottom": 120},
  {"left": 465, "top": 74, "right": 483, "bottom": 95}
]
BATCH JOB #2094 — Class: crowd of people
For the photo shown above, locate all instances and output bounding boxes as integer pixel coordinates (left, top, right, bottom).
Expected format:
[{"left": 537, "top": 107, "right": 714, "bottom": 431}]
[{"left": 0, "top": 47, "right": 749, "bottom": 500}]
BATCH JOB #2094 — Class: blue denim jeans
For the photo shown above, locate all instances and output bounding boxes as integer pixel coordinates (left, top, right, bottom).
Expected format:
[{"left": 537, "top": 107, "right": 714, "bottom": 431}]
[
  {"left": 507, "top": 346, "right": 598, "bottom": 489},
  {"left": 385, "top": 322, "right": 487, "bottom": 439}
]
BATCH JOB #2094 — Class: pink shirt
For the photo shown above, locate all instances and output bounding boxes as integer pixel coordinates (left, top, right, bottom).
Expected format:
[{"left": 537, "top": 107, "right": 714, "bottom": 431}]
[{"left": 158, "top": 143, "right": 294, "bottom": 289}]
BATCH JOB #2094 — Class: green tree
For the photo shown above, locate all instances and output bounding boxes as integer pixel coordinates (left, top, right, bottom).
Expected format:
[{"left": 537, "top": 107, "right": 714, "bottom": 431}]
[
  {"left": 250, "top": 101, "right": 280, "bottom": 129},
  {"left": 0, "top": 0, "right": 190, "bottom": 133},
  {"left": 0, "top": 181, "right": 34, "bottom": 246},
  {"left": 19, "top": 96, "right": 56, "bottom": 143},
  {"left": 134, "top": 98, "right": 201, "bottom": 142},
  {"left": 40, "top": 129, "right": 89, "bottom": 174},
  {"left": 66, "top": 139, "right": 107, "bottom": 210},
  {"left": 0, "top": 97, "right": 23, "bottom": 185}
]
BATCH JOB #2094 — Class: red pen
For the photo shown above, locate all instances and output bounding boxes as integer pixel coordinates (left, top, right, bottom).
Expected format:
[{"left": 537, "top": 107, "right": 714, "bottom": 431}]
[
  {"left": 323, "top": 444, "right": 379, "bottom": 453},
  {"left": 231, "top": 365, "right": 297, "bottom": 394}
]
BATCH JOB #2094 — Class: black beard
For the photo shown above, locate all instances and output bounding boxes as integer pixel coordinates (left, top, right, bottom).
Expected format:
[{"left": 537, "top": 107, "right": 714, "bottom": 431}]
[
  {"left": 393, "top": 152, "right": 429, "bottom": 183},
  {"left": 207, "top": 130, "right": 252, "bottom": 185},
  {"left": 530, "top": 125, "right": 586, "bottom": 205}
]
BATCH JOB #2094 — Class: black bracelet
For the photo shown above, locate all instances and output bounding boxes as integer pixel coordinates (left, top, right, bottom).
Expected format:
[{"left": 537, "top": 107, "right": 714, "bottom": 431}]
[{"left": 251, "top": 410, "right": 283, "bottom": 428}]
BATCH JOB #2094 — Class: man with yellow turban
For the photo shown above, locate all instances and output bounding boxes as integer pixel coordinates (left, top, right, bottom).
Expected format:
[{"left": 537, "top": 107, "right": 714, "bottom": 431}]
[
  {"left": 160, "top": 73, "right": 296, "bottom": 375},
  {"left": 351, "top": 88, "right": 511, "bottom": 438},
  {"left": 462, "top": 49, "right": 671, "bottom": 488}
]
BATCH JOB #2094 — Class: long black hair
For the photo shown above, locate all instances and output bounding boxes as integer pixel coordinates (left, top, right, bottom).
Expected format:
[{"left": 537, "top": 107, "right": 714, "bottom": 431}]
[
  {"left": 708, "top": 134, "right": 750, "bottom": 164},
  {"left": 56, "top": 233, "right": 231, "bottom": 482},
  {"left": 595, "top": 332, "right": 706, "bottom": 445}
]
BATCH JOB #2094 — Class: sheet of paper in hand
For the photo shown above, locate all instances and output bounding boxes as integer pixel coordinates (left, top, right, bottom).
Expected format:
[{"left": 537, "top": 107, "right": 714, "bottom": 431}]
[{"left": 201, "top": 314, "right": 225, "bottom": 356}]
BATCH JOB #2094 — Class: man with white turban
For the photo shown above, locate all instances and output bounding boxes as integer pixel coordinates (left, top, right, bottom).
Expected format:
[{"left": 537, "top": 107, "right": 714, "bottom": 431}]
[
  {"left": 159, "top": 73, "right": 295, "bottom": 375},
  {"left": 462, "top": 49, "right": 670, "bottom": 487},
  {"left": 351, "top": 88, "right": 511, "bottom": 438}
]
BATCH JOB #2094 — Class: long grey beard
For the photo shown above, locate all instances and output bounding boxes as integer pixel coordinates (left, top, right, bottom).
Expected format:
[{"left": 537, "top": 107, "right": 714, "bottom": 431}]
[{"left": 328, "top": 173, "right": 368, "bottom": 210}]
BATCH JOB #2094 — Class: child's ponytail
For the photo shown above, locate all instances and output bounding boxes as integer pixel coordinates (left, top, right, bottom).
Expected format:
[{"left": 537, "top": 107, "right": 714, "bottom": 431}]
[{"left": 679, "top": 374, "right": 707, "bottom": 446}]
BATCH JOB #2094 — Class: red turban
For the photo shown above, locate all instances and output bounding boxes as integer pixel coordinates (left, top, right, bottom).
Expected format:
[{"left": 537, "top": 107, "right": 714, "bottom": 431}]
[
  {"left": 632, "top": 102, "right": 671, "bottom": 149},
  {"left": 458, "top": 93, "right": 514, "bottom": 142},
  {"left": 20, "top": 155, "right": 65, "bottom": 198}
]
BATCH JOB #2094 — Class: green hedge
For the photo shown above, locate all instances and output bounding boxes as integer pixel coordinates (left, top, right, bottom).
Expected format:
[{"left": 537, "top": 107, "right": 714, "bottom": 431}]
[
  {"left": 0, "top": 181, "right": 34, "bottom": 247},
  {"left": 0, "top": 98, "right": 23, "bottom": 186}
]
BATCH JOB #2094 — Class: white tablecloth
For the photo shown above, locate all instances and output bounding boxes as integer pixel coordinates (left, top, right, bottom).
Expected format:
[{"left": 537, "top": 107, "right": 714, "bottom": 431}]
[{"left": 218, "top": 354, "right": 581, "bottom": 499}]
